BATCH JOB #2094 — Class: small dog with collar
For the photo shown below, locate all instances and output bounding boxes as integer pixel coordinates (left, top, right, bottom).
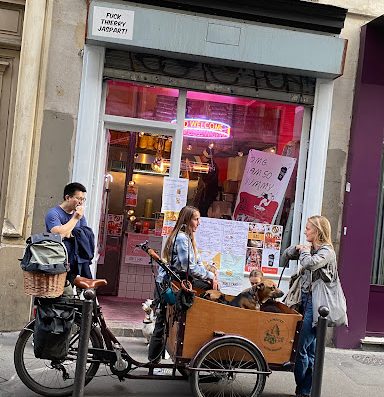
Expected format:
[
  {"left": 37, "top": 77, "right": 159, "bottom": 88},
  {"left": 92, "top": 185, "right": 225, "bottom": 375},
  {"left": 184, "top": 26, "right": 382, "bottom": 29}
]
[
  {"left": 229, "top": 278, "right": 284, "bottom": 310},
  {"left": 202, "top": 278, "right": 284, "bottom": 311},
  {"left": 142, "top": 299, "right": 155, "bottom": 344}
]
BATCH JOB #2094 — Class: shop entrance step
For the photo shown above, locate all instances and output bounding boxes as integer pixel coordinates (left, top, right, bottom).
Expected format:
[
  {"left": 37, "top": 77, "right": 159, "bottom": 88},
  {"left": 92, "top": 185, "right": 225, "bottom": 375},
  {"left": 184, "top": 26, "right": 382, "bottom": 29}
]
[{"left": 361, "top": 336, "right": 384, "bottom": 352}]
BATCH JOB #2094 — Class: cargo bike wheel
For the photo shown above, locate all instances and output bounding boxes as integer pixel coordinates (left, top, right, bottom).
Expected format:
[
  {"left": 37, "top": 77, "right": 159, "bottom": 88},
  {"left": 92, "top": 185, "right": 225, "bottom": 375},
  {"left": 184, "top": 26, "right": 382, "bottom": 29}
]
[
  {"left": 14, "top": 320, "right": 102, "bottom": 397},
  {"left": 189, "top": 336, "right": 269, "bottom": 397}
]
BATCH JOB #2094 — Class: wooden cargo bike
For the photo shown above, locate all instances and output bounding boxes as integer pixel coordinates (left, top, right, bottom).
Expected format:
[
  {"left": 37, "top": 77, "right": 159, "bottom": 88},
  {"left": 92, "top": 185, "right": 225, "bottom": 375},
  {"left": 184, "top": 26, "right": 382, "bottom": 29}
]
[{"left": 166, "top": 282, "right": 302, "bottom": 397}]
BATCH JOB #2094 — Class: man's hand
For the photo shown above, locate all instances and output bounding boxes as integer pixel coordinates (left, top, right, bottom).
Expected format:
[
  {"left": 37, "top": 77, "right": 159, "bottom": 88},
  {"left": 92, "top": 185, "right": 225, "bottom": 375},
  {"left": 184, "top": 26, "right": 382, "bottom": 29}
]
[{"left": 73, "top": 205, "right": 84, "bottom": 220}]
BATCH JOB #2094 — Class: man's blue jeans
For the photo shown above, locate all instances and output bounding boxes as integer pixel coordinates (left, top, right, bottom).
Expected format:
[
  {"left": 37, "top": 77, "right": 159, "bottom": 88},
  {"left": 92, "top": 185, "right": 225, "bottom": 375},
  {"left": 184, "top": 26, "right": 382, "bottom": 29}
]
[{"left": 294, "top": 292, "right": 316, "bottom": 396}]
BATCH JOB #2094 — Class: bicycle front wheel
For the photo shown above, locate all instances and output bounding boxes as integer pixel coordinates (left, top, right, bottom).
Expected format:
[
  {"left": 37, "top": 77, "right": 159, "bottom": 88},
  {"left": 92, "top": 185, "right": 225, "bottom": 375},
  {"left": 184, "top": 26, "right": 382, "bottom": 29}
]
[
  {"left": 189, "top": 337, "right": 268, "bottom": 397},
  {"left": 14, "top": 321, "right": 102, "bottom": 397}
]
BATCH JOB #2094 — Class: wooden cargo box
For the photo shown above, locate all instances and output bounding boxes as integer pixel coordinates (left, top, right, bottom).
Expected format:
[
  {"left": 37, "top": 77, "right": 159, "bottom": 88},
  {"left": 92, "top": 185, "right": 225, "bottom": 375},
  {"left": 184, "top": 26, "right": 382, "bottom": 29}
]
[{"left": 167, "top": 294, "right": 302, "bottom": 365}]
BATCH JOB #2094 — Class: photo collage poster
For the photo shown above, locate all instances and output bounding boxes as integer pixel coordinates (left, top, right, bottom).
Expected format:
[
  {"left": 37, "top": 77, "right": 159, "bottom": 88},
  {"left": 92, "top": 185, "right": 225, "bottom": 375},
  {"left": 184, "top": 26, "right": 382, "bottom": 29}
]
[{"left": 246, "top": 223, "right": 283, "bottom": 275}]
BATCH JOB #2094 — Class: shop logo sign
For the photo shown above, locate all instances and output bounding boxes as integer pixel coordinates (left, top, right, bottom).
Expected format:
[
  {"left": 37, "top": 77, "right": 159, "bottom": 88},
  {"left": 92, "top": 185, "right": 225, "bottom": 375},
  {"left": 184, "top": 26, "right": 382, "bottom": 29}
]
[
  {"left": 262, "top": 318, "right": 288, "bottom": 352},
  {"left": 92, "top": 6, "right": 135, "bottom": 40}
]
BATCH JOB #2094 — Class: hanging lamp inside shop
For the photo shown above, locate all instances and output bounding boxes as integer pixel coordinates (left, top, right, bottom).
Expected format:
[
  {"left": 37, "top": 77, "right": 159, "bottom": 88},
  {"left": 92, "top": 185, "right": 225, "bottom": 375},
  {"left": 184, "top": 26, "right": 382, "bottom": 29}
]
[{"left": 151, "top": 136, "right": 167, "bottom": 173}]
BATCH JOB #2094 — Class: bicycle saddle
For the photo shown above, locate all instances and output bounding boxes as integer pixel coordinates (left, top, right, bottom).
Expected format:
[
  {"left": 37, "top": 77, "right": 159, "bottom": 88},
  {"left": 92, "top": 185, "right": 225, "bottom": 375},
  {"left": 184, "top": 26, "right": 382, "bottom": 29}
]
[{"left": 74, "top": 276, "right": 108, "bottom": 290}]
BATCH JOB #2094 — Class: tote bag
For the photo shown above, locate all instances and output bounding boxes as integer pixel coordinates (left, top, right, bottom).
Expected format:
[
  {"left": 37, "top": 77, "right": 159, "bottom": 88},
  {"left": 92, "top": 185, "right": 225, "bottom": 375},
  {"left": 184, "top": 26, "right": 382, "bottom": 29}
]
[
  {"left": 311, "top": 275, "right": 348, "bottom": 327},
  {"left": 283, "top": 273, "right": 302, "bottom": 312}
]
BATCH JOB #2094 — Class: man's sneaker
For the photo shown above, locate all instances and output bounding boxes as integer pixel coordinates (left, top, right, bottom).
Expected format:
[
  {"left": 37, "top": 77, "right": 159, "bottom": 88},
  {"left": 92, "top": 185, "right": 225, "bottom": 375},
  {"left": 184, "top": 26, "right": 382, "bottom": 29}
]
[{"left": 153, "top": 368, "right": 173, "bottom": 375}]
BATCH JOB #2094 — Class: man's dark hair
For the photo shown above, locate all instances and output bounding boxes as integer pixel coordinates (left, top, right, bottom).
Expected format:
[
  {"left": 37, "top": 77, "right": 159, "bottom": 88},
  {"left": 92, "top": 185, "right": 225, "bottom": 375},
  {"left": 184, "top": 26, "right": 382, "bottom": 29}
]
[{"left": 63, "top": 182, "right": 87, "bottom": 199}]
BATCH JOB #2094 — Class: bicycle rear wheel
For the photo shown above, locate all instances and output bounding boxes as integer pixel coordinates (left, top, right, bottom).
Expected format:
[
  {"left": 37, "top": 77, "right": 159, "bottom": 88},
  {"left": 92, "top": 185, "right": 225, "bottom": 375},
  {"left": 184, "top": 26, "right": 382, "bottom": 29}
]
[{"left": 14, "top": 320, "right": 102, "bottom": 397}]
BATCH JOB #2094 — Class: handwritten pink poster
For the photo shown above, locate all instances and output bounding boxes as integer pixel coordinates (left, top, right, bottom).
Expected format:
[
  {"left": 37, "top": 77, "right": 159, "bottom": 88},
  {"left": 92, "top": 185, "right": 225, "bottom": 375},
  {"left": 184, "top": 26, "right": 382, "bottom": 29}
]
[{"left": 233, "top": 150, "right": 296, "bottom": 224}]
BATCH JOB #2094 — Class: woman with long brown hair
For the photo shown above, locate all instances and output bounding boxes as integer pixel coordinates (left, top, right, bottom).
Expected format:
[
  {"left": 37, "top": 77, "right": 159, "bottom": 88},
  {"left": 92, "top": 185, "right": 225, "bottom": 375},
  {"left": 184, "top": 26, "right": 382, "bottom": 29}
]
[
  {"left": 148, "top": 205, "right": 217, "bottom": 362},
  {"left": 281, "top": 215, "right": 337, "bottom": 397},
  {"left": 157, "top": 205, "right": 218, "bottom": 288}
]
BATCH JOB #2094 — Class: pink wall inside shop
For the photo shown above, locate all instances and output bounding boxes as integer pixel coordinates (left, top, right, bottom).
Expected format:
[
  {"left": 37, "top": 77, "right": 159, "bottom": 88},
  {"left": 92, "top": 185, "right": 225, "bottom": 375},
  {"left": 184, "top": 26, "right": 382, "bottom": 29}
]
[{"left": 118, "top": 263, "right": 155, "bottom": 300}]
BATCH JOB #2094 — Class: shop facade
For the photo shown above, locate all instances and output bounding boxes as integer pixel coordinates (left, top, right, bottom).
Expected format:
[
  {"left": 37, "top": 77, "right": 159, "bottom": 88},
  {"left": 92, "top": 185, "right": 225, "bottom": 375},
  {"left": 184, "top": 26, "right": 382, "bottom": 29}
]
[
  {"left": 73, "top": 1, "right": 347, "bottom": 300},
  {"left": 10, "top": 0, "right": 384, "bottom": 339}
]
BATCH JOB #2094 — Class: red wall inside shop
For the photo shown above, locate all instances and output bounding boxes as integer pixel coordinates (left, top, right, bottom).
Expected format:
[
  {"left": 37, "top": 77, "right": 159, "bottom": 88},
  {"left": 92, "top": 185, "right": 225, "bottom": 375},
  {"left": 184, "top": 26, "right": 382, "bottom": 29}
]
[
  {"left": 214, "top": 157, "right": 228, "bottom": 185},
  {"left": 277, "top": 105, "right": 296, "bottom": 155}
]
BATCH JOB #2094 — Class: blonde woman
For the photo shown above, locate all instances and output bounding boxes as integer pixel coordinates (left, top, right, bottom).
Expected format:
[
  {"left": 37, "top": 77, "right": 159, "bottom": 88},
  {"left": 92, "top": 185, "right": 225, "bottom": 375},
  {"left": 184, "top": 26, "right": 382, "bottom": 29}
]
[
  {"left": 148, "top": 206, "right": 217, "bottom": 362},
  {"left": 249, "top": 269, "right": 263, "bottom": 286},
  {"left": 281, "top": 215, "right": 337, "bottom": 397}
]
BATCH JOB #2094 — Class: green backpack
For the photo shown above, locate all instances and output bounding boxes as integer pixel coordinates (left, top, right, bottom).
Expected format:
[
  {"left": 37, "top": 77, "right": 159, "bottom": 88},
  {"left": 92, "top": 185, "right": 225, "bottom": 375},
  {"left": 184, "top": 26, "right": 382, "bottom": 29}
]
[{"left": 20, "top": 232, "right": 69, "bottom": 274}]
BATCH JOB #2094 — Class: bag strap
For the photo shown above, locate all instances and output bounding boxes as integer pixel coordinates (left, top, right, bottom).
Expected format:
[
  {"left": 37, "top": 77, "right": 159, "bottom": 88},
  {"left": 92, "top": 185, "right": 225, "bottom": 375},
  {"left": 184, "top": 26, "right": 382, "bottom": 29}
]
[{"left": 171, "top": 230, "right": 191, "bottom": 281}]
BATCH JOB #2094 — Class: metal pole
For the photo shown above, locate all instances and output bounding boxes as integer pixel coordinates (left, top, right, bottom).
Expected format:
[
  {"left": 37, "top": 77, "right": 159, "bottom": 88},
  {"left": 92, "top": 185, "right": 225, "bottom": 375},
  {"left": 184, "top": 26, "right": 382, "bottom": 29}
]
[
  {"left": 72, "top": 289, "right": 96, "bottom": 397},
  {"left": 311, "top": 305, "right": 329, "bottom": 397}
]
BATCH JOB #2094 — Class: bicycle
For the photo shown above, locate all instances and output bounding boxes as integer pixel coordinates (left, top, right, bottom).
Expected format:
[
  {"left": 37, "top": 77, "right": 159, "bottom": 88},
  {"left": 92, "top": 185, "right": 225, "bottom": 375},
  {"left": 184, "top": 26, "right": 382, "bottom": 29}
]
[
  {"left": 13, "top": 273, "right": 190, "bottom": 397},
  {"left": 14, "top": 241, "right": 301, "bottom": 397}
]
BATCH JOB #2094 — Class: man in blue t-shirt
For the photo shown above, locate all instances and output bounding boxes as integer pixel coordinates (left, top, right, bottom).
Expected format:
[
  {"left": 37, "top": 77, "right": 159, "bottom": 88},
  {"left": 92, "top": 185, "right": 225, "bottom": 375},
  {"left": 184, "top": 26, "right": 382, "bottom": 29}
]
[{"left": 45, "top": 182, "right": 88, "bottom": 282}]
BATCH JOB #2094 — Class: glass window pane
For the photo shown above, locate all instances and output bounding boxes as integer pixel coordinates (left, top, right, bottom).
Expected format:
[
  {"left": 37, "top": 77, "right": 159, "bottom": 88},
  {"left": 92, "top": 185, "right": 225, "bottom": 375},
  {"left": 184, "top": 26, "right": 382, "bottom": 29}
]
[
  {"left": 105, "top": 80, "right": 179, "bottom": 122},
  {"left": 181, "top": 90, "right": 304, "bottom": 236}
]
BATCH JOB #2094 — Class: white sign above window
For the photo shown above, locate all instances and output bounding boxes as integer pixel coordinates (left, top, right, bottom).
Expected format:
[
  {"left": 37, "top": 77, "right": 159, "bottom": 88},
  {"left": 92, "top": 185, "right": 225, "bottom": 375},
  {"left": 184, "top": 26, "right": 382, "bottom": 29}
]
[{"left": 92, "top": 6, "right": 134, "bottom": 40}]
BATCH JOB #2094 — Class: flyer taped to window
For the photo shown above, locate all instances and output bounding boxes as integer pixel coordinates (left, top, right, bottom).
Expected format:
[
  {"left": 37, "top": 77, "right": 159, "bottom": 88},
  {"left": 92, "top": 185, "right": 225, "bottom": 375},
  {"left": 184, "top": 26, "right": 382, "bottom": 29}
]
[{"left": 161, "top": 177, "right": 189, "bottom": 236}]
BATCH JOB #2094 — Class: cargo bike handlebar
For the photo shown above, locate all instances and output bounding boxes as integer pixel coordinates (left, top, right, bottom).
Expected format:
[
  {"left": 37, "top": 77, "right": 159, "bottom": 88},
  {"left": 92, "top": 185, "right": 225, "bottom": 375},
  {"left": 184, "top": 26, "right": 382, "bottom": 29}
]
[{"left": 135, "top": 240, "right": 193, "bottom": 293}]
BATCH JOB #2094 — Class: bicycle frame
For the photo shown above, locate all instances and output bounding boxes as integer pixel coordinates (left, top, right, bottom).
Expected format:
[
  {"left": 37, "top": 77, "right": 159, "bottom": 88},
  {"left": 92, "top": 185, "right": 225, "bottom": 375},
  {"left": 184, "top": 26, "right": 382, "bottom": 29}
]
[
  {"left": 29, "top": 292, "right": 187, "bottom": 381},
  {"left": 91, "top": 297, "right": 188, "bottom": 380}
]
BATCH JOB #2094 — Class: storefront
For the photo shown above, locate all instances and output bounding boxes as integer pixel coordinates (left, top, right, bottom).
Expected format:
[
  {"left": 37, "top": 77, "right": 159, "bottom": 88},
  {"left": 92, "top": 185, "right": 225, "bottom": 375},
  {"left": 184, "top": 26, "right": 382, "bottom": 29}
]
[{"left": 74, "top": 1, "right": 347, "bottom": 299}]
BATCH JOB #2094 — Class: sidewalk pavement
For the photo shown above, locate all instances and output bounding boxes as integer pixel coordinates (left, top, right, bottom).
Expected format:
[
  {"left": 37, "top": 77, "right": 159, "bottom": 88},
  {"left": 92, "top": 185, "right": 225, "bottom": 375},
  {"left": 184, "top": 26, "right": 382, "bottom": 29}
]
[{"left": 1, "top": 330, "right": 384, "bottom": 397}]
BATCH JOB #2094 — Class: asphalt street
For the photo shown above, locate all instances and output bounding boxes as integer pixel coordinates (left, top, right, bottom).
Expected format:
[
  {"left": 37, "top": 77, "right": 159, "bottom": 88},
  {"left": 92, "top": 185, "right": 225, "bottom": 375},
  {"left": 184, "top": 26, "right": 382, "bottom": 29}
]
[{"left": 1, "top": 331, "right": 384, "bottom": 397}]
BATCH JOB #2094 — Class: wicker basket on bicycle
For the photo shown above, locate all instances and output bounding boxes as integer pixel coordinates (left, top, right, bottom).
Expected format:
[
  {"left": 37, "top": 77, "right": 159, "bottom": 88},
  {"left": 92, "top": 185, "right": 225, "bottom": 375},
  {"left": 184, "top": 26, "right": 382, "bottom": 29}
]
[{"left": 20, "top": 233, "right": 69, "bottom": 298}]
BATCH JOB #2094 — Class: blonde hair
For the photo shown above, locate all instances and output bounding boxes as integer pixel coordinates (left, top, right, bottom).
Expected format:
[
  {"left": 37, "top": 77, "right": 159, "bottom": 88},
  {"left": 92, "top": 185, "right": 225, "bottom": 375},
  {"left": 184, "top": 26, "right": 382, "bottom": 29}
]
[
  {"left": 249, "top": 269, "right": 263, "bottom": 279},
  {"left": 307, "top": 215, "right": 333, "bottom": 247},
  {"left": 163, "top": 206, "right": 199, "bottom": 262}
]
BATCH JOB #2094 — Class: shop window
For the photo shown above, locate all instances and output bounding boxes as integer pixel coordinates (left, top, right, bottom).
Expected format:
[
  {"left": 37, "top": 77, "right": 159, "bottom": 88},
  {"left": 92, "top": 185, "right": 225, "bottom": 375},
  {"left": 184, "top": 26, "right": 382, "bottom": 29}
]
[
  {"left": 100, "top": 80, "right": 306, "bottom": 295},
  {"left": 103, "top": 130, "right": 172, "bottom": 226},
  {"left": 181, "top": 90, "right": 304, "bottom": 240},
  {"left": 105, "top": 80, "right": 179, "bottom": 123}
]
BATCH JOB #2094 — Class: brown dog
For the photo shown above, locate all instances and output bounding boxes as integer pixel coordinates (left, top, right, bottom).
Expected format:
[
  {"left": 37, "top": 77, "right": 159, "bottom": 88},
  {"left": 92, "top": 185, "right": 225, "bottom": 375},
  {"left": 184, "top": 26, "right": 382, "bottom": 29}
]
[
  {"left": 229, "top": 278, "right": 284, "bottom": 310},
  {"left": 201, "top": 289, "right": 228, "bottom": 304}
]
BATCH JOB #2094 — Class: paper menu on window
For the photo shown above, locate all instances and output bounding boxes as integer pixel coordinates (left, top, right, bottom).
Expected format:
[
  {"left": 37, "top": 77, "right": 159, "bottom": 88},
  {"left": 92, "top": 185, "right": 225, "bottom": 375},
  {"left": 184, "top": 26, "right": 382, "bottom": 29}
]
[
  {"left": 161, "top": 177, "right": 189, "bottom": 212},
  {"left": 195, "top": 217, "right": 249, "bottom": 295},
  {"left": 161, "top": 177, "right": 189, "bottom": 236}
]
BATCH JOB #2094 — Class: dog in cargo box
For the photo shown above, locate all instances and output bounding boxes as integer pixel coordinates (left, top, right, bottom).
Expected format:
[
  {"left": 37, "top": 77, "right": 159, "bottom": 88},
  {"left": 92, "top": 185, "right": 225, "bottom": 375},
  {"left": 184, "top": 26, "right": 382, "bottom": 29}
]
[{"left": 202, "top": 278, "right": 284, "bottom": 311}]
